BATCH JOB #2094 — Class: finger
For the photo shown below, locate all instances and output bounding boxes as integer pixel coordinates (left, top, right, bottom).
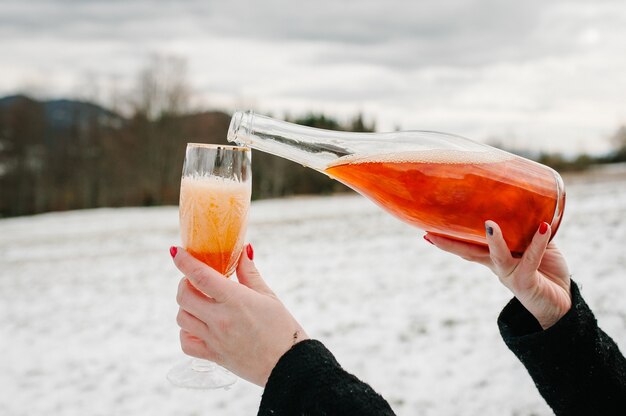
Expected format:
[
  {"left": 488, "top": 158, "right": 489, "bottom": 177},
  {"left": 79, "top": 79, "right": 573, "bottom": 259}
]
[
  {"left": 425, "top": 233, "right": 491, "bottom": 266},
  {"left": 176, "top": 277, "right": 216, "bottom": 319},
  {"left": 180, "top": 330, "right": 222, "bottom": 363},
  {"left": 516, "top": 222, "right": 551, "bottom": 281},
  {"left": 176, "top": 308, "right": 209, "bottom": 337},
  {"left": 540, "top": 242, "right": 571, "bottom": 284},
  {"left": 171, "top": 247, "right": 236, "bottom": 303},
  {"left": 484, "top": 221, "right": 516, "bottom": 276},
  {"left": 179, "top": 330, "right": 210, "bottom": 359},
  {"left": 236, "top": 244, "right": 274, "bottom": 295}
]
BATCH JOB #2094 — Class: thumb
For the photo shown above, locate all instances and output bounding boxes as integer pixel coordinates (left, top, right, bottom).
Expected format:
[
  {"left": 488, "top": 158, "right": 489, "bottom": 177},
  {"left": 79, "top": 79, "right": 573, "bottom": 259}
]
[
  {"left": 170, "top": 246, "right": 235, "bottom": 303},
  {"left": 236, "top": 244, "right": 274, "bottom": 295},
  {"left": 514, "top": 222, "right": 551, "bottom": 288}
]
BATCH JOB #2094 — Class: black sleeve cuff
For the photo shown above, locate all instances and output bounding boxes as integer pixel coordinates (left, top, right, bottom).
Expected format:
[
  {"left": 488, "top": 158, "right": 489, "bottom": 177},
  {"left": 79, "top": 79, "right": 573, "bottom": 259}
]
[
  {"left": 498, "top": 281, "right": 594, "bottom": 349},
  {"left": 497, "top": 281, "right": 626, "bottom": 414},
  {"left": 259, "top": 339, "right": 395, "bottom": 416},
  {"left": 261, "top": 339, "right": 341, "bottom": 412}
]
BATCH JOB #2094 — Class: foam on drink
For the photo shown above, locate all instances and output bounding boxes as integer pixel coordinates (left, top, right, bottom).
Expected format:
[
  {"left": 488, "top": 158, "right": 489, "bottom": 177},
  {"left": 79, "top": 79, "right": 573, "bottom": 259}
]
[
  {"left": 179, "top": 175, "right": 251, "bottom": 276},
  {"left": 328, "top": 149, "right": 514, "bottom": 166}
]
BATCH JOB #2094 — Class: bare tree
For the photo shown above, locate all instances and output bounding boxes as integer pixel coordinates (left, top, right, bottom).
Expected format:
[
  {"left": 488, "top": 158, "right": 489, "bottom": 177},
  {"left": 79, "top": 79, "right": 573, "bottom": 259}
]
[
  {"left": 133, "top": 54, "right": 191, "bottom": 119},
  {"left": 0, "top": 96, "right": 46, "bottom": 216},
  {"left": 610, "top": 125, "right": 626, "bottom": 160},
  {"left": 129, "top": 54, "right": 192, "bottom": 205}
]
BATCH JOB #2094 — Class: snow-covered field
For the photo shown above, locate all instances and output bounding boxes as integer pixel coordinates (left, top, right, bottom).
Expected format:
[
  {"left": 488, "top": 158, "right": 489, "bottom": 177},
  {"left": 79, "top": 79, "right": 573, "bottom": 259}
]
[{"left": 1, "top": 170, "right": 625, "bottom": 415}]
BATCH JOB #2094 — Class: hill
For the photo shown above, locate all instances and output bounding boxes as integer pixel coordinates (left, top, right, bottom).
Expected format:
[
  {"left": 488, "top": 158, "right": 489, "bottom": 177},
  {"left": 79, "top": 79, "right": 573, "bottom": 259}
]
[{"left": 0, "top": 94, "right": 124, "bottom": 130}]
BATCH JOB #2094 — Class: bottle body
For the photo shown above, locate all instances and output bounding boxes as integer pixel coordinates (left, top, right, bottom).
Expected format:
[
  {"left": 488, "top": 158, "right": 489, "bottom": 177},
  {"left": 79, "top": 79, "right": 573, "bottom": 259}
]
[
  {"left": 326, "top": 149, "right": 564, "bottom": 254},
  {"left": 228, "top": 111, "right": 565, "bottom": 254}
]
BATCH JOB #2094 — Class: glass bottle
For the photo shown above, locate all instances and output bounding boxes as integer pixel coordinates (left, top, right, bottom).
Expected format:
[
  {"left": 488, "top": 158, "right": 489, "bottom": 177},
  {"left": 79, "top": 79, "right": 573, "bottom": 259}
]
[{"left": 228, "top": 111, "right": 565, "bottom": 254}]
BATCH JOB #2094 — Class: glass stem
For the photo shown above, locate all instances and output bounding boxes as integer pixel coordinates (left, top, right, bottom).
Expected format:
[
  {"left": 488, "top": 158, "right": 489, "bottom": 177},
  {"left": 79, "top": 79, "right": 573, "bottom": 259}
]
[{"left": 190, "top": 359, "right": 217, "bottom": 372}]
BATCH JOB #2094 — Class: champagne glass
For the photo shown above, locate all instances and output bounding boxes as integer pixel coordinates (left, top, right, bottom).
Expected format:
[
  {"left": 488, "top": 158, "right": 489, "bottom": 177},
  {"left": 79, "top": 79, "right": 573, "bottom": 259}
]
[{"left": 167, "top": 143, "right": 251, "bottom": 389}]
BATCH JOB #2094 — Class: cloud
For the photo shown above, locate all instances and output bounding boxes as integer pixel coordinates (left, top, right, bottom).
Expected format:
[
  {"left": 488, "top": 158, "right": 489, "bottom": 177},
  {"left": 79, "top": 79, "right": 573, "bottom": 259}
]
[
  {"left": 2, "top": 0, "right": 621, "bottom": 67},
  {"left": 0, "top": 0, "right": 625, "bottom": 154}
]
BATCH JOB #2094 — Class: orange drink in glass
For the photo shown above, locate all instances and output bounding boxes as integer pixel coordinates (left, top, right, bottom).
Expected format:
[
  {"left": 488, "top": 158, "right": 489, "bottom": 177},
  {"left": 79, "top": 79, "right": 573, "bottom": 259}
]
[{"left": 168, "top": 143, "right": 251, "bottom": 389}]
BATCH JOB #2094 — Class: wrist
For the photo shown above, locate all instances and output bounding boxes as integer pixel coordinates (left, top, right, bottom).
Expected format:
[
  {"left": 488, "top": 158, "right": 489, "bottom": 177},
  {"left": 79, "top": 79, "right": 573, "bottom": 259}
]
[
  {"left": 498, "top": 281, "right": 593, "bottom": 346},
  {"left": 258, "top": 328, "right": 310, "bottom": 387},
  {"left": 522, "top": 287, "right": 572, "bottom": 330},
  {"left": 538, "top": 306, "right": 571, "bottom": 330}
]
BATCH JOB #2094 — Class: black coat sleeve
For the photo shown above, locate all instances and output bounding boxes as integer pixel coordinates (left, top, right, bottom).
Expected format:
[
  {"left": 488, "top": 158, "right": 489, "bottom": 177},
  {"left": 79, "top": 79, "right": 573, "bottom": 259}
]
[
  {"left": 498, "top": 281, "right": 626, "bottom": 415},
  {"left": 258, "top": 339, "right": 395, "bottom": 416}
]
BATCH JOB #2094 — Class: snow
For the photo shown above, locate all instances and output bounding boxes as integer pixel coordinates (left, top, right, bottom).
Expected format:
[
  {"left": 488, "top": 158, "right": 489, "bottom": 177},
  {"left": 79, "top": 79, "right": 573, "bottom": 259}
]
[{"left": 1, "top": 172, "right": 625, "bottom": 415}]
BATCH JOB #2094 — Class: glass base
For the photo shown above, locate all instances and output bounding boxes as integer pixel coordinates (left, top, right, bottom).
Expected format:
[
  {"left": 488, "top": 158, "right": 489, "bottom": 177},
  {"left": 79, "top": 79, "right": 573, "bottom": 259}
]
[{"left": 167, "top": 359, "right": 237, "bottom": 389}]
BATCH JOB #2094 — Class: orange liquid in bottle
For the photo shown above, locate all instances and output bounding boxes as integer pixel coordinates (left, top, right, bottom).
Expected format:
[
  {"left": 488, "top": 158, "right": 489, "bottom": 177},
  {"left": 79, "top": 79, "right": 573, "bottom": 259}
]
[
  {"left": 326, "top": 150, "right": 564, "bottom": 254},
  {"left": 179, "top": 176, "right": 251, "bottom": 276}
]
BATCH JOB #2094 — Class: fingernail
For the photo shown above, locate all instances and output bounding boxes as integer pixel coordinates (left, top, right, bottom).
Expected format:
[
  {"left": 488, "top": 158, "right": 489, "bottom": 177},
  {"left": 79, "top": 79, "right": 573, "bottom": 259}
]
[
  {"left": 485, "top": 224, "right": 494, "bottom": 236},
  {"left": 423, "top": 235, "right": 434, "bottom": 245},
  {"left": 539, "top": 222, "right": 549, "bottom": 235},
  {"left": 169, "top": 246, "right": 178, "bottom": 258},
  {"left": 246, "top": 243, "right": 254, "bottom": 260}
]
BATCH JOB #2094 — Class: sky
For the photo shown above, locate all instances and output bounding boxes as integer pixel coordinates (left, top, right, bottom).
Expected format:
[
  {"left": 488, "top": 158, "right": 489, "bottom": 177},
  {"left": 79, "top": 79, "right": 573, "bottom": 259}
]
[{"left": 1, "top": 0, "right": 625, "bottom": 155}]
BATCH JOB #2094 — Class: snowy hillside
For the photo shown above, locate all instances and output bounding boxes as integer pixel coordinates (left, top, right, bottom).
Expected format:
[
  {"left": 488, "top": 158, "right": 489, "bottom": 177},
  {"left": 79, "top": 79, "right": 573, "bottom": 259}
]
[{"left": 1, "top": 171, "right": 625, "bottom": 415}]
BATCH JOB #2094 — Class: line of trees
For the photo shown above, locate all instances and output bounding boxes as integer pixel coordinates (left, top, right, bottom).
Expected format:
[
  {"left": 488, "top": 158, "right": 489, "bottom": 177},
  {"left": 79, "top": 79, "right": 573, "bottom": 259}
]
[
  {"left": 535, "top": 126, "right": 626, "bottom": 172},
  {"left": 0, "top": 57, "right": 375, "bottom": 217}
]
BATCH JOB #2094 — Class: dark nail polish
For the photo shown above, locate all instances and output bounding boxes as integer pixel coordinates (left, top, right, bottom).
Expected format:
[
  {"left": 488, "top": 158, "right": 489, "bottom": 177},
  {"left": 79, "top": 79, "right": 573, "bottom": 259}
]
[
  {"left": 486, "top": 225, "right": 494, "bottom": 236},
  {"left": 246, "top": 244, "right": 254, "bottom": 260},
  {"left": 423, "top": 235, "right": 434, "bottom": 245},
  {"left": 539, "top": 222, "right": 549, "bottom": 235},
  {"left": 169, "top": 246, "right": 177, "bottom": 258}
]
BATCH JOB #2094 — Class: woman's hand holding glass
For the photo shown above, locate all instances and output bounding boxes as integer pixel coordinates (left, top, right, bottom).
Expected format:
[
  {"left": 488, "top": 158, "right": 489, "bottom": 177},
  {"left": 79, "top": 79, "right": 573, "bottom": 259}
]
[
  {"left": 425, "top": 221, "right": 572, "bottom": 330},
  {"left": 171, "top": 244, "right": 309, "bottom": 387}
]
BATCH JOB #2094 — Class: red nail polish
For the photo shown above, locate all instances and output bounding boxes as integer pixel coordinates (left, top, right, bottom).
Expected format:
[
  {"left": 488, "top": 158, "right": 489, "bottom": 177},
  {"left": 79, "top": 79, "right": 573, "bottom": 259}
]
[
  {"left": 539, "top": 222, "right": 549, "bottom": 235},
  {"left": 246, "top": 244, "right": 254, "bottom": 260},
  {"left": 169, "top": 246, "right": 178, "bottom": 258},
  {"left": 423, "top": 235, "right": 434, "bottom": 245}
]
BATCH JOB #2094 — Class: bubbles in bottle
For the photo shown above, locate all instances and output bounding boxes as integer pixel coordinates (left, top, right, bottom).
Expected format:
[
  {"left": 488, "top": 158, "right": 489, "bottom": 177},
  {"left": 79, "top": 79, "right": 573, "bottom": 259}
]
[{"left": 327, "top": 148, "right": 515, "bottom": 167}]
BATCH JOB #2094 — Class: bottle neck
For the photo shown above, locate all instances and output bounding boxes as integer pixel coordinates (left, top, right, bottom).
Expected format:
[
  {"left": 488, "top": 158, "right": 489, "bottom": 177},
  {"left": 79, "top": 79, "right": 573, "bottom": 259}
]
[{"left": 228, "top": 111, "right": 371, "bottom": 171}]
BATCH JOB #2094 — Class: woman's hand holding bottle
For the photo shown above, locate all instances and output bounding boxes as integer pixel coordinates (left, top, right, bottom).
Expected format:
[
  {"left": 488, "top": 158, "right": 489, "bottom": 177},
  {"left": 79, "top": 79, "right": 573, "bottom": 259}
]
[{"left": 425, "top": 221, "right": 571, "bottom": 329}]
